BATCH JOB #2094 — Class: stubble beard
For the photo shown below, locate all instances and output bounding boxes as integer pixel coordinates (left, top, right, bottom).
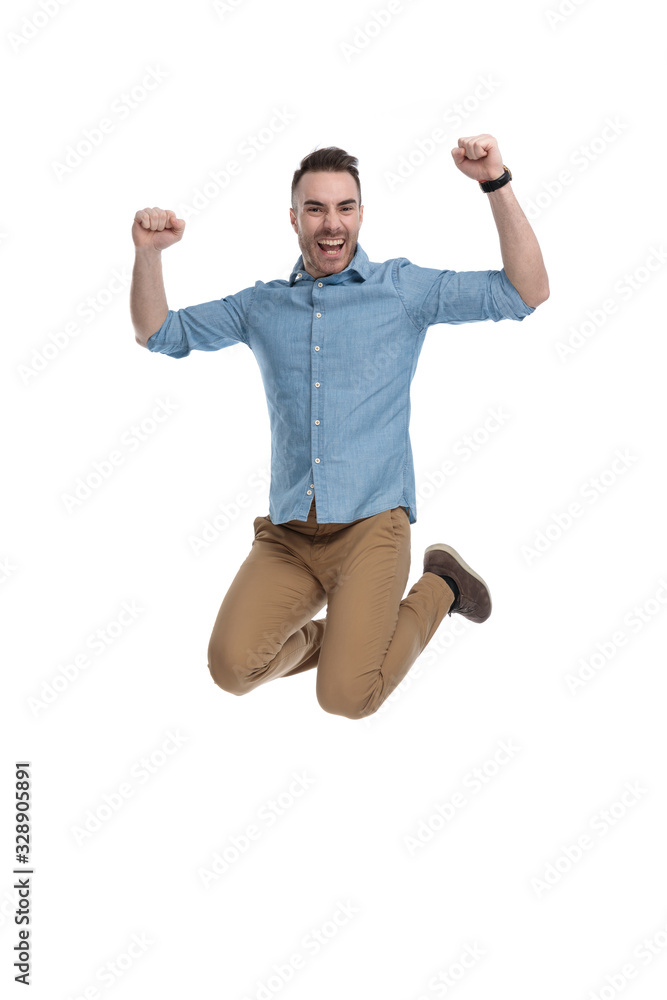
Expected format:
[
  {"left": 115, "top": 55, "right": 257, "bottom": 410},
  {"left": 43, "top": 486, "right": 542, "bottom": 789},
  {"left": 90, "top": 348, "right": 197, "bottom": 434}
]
[{"left": 299, "top": 230, "right": 358, "bottom": 277}]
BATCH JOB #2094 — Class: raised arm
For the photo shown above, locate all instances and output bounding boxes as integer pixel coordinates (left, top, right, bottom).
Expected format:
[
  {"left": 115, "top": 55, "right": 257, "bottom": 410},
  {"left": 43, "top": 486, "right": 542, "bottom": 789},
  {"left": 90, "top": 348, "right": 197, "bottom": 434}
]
[
  {"left": 451, "top": 135, "right": 550, "bottom": 309},
  {"left": 130, "top": 207, "right": 186, "bottom": 347}
]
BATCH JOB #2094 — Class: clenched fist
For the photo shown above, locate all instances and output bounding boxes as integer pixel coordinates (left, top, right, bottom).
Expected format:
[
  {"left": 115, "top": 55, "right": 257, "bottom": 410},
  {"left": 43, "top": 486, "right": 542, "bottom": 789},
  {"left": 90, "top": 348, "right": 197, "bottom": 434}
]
[
  {"left": 451, "top": 134, "right": 506, "bottom": 184},
  {"left": 132, "top": 207, "right": 186, "bottom": 251}
]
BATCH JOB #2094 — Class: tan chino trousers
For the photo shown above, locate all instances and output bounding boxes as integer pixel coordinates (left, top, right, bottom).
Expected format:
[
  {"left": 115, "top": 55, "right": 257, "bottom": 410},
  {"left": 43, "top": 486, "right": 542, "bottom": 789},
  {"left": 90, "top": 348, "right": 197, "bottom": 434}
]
[{"left": 207, "top": 495, "right": 455, "bottom": 719}]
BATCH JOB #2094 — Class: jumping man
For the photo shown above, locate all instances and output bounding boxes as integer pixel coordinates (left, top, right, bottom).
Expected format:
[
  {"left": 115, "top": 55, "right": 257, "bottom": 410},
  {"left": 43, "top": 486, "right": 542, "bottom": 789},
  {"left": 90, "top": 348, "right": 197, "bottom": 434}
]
[{"left": 130, "top": 134, "right": 549, "bottom": 720}]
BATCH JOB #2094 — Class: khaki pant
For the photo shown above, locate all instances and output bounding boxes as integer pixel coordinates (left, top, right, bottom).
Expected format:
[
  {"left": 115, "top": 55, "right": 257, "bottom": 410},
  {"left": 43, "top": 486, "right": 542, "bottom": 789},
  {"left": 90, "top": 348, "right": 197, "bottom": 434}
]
[{"left": 207, "top": 496, "right": 455, "bottom": 719}]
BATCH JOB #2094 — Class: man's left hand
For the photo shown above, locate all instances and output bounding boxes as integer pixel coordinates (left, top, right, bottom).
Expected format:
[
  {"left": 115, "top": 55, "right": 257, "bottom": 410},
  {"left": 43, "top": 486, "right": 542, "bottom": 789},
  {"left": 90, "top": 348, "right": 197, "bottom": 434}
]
[{"left": 451, "top": 134, "right": 506, "bottom": 183}]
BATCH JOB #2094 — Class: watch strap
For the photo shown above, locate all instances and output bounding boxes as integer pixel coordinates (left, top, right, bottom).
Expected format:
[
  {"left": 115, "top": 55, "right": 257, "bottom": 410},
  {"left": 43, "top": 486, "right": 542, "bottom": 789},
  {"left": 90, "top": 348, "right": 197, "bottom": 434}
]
[{"left": 479, "top": 166, "right": 512, "bottom": 193}]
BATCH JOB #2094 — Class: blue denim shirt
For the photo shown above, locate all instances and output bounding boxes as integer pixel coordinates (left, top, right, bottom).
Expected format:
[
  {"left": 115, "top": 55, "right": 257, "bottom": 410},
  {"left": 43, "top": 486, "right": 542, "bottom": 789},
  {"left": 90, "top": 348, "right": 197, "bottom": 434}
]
[{"left": 146, "top": 243, "right": 534, "bottom": 524}]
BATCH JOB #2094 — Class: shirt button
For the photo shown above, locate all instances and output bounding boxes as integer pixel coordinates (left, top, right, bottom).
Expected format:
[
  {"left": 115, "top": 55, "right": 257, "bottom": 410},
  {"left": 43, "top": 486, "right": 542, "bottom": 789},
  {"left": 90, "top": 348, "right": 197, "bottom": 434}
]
[
  {"left": 315, "top": 458, "right": 320, "bottom": 463},
  {"left": 316, "top": 312, "right": 322, "bottom": 318},
  {"left": 297, "top": 273, "right": 302, "bottom": 279},
  {"left": 307, "top": 490, "right": 312, "bottom": 495},
  {"left": 314, "top": 346, "right": 320, "bottom": 351},
  {"left": 317, "top": 282, "right": 323, "bottom": 287},
  {"left": 314, "top": 420, "right": 320, "bottom": 425},
  {"left": 314, "top": 382, "right": 320, "bottom": 387},
  {"left": 310, "top": 484, "right": 314, "bottom": 488}
]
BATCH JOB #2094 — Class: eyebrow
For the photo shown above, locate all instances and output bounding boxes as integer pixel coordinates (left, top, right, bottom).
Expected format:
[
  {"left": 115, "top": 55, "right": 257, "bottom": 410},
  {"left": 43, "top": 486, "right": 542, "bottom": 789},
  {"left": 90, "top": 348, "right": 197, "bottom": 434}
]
[{"left": 303, "top": 198, "right": 358, "bottom": 207}]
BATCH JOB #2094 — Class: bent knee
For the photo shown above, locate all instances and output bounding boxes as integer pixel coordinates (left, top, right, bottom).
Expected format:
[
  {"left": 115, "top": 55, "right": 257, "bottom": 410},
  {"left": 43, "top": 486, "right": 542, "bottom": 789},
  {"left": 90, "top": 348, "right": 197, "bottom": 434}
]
[
  {"left": 207, "top": 644, "right": 260, "bottom": 696},
  {"left": 316, "top": 681, "right": 373, "bottom": 721},
  {"left": 207, "top": 657, "right": 245, "bottom": 695}
]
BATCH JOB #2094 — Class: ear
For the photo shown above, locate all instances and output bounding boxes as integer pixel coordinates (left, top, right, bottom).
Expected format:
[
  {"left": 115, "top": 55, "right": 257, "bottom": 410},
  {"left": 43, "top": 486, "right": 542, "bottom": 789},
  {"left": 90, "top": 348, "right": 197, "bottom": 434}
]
[
  {"left": 359, "top": 204, "right": 364, "bottom": 227},
  {"left": 289, "top": 206, "right": 297, "bottom": 233}
]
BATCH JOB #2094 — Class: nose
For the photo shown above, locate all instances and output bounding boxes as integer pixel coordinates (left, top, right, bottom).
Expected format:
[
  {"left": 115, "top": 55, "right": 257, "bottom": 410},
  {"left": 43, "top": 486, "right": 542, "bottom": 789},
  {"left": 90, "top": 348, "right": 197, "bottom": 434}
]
[{"left": 323, "top": 208, "right": 342, "bottom": 232}]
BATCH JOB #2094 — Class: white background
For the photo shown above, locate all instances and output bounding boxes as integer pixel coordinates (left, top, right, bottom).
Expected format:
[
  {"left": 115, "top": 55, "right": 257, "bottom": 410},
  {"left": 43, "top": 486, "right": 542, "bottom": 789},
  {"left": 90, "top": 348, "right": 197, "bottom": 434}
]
[{"left": 2, "top": 0, "right": 666, "bottom": 997}]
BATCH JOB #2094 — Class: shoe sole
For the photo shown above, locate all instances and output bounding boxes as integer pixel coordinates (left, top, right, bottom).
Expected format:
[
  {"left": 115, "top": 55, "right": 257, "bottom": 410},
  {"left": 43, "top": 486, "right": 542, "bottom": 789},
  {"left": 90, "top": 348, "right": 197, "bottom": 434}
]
[{"left": 424, "top": 542, "right": 492, "bottom": 605}]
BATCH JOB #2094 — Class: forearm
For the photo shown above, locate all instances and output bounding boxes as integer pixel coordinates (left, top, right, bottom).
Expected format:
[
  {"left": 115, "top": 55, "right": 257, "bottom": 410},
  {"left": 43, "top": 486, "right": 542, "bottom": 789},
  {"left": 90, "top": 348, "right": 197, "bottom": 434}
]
[
  {"left": 130, "top": 248, "right": 169, "bottom": 347},
  {"left": 486, "top": 181, "right": 549, "bottom": 308}
]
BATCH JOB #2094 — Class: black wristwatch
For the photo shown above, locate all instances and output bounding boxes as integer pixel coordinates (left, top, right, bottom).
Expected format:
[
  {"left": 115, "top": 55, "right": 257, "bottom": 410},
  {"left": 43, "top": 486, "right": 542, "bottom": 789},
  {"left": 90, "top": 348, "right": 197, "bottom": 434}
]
[{"left": 479, "top": 166, "right": 512, "bottom": 193}]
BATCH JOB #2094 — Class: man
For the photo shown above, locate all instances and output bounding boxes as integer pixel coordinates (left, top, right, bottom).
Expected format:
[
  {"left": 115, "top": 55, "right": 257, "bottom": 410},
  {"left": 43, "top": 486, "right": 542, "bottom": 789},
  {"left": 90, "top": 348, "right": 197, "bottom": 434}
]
[{"left": 131, "top": 134, "right": 549, "bottom": 721}]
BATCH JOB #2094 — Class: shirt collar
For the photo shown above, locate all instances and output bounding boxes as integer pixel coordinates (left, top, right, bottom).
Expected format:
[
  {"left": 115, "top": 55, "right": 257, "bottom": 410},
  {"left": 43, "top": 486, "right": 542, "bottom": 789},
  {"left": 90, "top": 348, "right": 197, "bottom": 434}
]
[{"left": 289, "top": 243, "right": 370, "bottom": 286}]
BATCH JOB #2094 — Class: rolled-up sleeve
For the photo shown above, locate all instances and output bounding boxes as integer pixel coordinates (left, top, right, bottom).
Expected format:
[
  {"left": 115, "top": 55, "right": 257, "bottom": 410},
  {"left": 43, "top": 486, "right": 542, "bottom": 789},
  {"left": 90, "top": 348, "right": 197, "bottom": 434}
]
[
  {"left": 145, "top": 284, "right": 256, "bottom": 358},
  {"left": 393, "top": 258, "right": 535, "bottom": 331}
]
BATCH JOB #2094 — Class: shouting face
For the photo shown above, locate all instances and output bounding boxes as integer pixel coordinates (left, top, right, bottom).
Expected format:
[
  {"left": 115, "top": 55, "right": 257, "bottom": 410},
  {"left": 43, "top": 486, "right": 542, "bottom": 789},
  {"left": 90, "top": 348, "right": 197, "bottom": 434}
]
[{"left": 290, "top": 170, "right": 364, "bottom": 279}]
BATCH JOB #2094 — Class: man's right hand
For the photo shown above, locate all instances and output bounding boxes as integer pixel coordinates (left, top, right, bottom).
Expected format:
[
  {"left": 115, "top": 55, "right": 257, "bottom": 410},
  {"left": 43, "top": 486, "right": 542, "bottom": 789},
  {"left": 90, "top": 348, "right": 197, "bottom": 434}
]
[{"left": 132, "top": 207, "right": 185, "bottom": 251}]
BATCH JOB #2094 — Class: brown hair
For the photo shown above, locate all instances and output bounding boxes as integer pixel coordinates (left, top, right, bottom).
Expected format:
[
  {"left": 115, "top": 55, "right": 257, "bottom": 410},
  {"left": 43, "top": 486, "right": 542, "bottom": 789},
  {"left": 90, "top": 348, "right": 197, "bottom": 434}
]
[{"left": 291, "top": 146, "right": 361, "bottom": 209}]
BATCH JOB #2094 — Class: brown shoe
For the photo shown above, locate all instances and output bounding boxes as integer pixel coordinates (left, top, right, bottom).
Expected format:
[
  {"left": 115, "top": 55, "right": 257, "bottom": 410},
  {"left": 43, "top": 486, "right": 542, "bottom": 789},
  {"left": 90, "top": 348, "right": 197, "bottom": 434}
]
[{"left": 423, "top": 543, "right": 492, "bottom": 623}]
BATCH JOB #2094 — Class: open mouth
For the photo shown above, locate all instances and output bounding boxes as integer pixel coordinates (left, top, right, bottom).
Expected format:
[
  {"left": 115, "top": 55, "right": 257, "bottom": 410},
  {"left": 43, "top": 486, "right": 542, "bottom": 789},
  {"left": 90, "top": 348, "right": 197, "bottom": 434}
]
[{"left": 317, "top": 238, "right": 345, "bottom": 258}]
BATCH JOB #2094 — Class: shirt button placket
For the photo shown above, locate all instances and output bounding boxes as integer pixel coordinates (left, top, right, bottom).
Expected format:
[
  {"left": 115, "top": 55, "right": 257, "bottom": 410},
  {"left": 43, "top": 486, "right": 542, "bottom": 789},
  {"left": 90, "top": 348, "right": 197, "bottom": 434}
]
[{"left": 311, "top": 284, "right": 324, "bottom": 511}]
